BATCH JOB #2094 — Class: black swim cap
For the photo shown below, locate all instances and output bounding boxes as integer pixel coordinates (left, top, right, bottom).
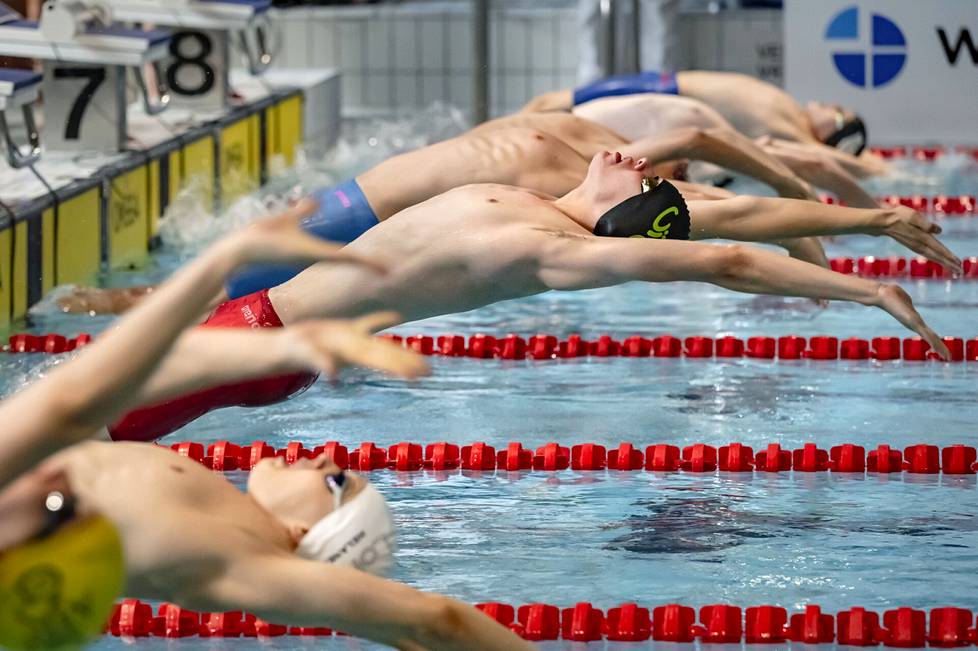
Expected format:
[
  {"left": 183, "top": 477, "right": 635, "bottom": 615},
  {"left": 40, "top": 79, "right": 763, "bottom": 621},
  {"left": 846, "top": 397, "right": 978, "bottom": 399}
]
[
  {"left": 825, "top": 115, "right": 867, "bottom": 155},
  {"left": 593, "top": 178, "right": 690, "bottom": 240}
]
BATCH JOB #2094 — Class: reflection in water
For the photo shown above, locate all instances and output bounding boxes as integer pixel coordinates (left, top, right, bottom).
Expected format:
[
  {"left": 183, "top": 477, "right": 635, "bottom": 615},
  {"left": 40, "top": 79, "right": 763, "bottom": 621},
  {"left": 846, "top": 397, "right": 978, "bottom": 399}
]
[{"left": 606, "top": 487, "right": 978, "bottom": 556}]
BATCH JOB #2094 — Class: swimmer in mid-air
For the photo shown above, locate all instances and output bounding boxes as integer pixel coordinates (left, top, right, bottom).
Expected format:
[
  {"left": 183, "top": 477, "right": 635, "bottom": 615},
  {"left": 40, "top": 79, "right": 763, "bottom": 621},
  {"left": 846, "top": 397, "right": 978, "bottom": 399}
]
[
  {"left": 106, "top": 151, "right": 958, "bottom": 444},
  {"left": 0, "top": 210, "right": 532, "bottom": 651},
  {"left": 61, "top": 104, "right": 936, "bottom": 315},
  {"left": 523, "top": 69, "right": 886, "bottom": 180}
]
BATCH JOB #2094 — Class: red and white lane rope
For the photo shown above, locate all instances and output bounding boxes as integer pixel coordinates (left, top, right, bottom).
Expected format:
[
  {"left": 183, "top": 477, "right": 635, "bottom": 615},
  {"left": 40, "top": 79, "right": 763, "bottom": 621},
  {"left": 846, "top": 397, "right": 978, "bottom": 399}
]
[
  {"left": 868, "top": 144, "right": 978, "bottom": 163},
  {"left": 383, "top": 333, "right": 978, "bottom": 362},
  {"left": 166, "top": 439, "right": 978, "bottom": 475},
  {"left": 10, "top": 332, "right": 978, "bottom": 362},
  {"left": 108, "top": 598, "right": 978, "bottom": 646},
  {"left": 829, "top": 255, "right": 978, "bottom": 279},
  {"left": 820, "top": 194, "right": 976, "bottom": 215}
]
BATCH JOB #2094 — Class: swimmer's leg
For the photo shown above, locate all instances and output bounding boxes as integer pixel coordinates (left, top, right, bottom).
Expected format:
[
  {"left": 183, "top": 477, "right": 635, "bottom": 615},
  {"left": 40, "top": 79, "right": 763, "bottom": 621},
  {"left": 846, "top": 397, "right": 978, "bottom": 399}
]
[
  {"left": 107, "top": 290, "right": 316, "bottom": 442},
  {"left": 225, "top": 179, "right": 379, "bottom": 299}
]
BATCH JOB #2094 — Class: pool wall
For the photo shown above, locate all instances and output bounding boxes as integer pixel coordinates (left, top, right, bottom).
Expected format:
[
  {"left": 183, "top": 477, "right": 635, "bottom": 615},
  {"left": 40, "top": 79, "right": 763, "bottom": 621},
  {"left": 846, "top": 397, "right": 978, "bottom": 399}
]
[{"left": 0, "top": 87, "right": 309, "bottom": 329}]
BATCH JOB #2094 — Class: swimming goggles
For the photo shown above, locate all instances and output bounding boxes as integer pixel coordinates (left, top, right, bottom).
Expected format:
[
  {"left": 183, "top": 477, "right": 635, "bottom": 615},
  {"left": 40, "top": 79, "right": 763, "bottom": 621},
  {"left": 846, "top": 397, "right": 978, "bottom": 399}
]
[
  {"left": 641, "top": 176, "right": 660, "bottom": 194},
  {"left": 325, "top": 470, "right": 347, "bottom": 510},
  {"left": 834, "top": 109, "right": 847, "bottom": 132}
]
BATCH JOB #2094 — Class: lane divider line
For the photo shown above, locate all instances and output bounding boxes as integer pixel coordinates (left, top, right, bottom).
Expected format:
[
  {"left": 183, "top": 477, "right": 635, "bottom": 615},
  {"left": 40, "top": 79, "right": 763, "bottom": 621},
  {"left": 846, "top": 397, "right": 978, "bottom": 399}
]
[
  {"left": 167, "top": 440, "right": 978, "bottom": 475},
  {"left": 107, "top": 599, "right": 978, "bottom": 645},
  {"left": 9, "top": 332, "right": 978, "bottom": 362},
  {"left": 868, "top": 144, "right": 978, "bottom": 163}
]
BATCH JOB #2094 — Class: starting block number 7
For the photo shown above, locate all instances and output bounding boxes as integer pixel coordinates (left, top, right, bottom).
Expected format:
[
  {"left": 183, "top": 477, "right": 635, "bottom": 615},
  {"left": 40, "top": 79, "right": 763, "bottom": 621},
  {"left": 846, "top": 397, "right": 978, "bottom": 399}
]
[{"left": 43, "top": 62, "right": 126, "bottom": 153}]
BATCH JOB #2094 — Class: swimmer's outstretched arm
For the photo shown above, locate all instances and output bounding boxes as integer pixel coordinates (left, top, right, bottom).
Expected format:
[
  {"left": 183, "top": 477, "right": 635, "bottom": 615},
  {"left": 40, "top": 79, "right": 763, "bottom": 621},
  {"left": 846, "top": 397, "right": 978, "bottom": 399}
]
[
  {"left": 688, "top": 197, "right": 962, "bottom": 272},
  {"left": 197, "top": 557, "right": 536, "bottom": 650},
  {"left": 538, "top": 237, "right": 949, "bottom": 358},
  {"left": 755, "top": 138, "right": 878, "bottom": 207},
  {"left": 622, "top": 126, "right": 817, "bottom": 201},
  {"left": 132, "top": 313, "right": 428, "bottom": 406},
  {"left": 0, "top": 201, "right": 384, "bottom": 489},
  {"left": 763, "top": 137, "right": 889, "bottom": 178}
]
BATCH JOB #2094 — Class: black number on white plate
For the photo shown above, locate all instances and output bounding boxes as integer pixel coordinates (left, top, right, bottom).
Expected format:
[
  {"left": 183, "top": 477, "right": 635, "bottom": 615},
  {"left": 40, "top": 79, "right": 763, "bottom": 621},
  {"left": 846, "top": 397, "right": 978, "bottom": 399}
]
[
  {"left": 53, "top": 67, "right": 107, "bottom": 140},
  {"left": 167, "top": 31, "right": 216, "bottom": 97}
]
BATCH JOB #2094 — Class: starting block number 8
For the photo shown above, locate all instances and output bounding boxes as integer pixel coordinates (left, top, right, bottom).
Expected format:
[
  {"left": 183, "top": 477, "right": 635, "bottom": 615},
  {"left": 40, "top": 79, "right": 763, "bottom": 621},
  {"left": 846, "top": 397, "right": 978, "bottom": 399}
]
[{"left": 164, "top": 30, "right": 230, "bottom": 110}]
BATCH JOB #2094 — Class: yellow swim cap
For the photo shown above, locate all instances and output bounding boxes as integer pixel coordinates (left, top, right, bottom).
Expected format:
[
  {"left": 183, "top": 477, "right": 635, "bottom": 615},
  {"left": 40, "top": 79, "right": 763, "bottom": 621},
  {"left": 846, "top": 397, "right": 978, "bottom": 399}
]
[{"left": 0, "top": 515, "right": 125, "bottom": 650}]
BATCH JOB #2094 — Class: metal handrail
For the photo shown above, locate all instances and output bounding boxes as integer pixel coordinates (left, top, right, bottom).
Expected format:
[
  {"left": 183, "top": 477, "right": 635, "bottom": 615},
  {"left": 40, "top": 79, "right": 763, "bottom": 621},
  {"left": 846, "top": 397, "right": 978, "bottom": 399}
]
[
  {"left": 238, "top": 15, "right": 274, "bottom": 76},
  {"left": 133, "top": 60, "right": 171, "bottom": 116},
  {"left": 0, "top": 105, "right": 42, "bottom": 169}
]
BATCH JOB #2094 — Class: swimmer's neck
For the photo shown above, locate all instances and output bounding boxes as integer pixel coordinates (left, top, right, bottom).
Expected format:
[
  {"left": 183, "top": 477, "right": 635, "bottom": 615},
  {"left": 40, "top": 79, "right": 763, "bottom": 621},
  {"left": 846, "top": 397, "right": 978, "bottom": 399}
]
[
  {"left": 552, "top": 185, "right": 602, "bottom": 231},
  {"left": 245, "top": 493, "right": 300, "bottom": 553}
]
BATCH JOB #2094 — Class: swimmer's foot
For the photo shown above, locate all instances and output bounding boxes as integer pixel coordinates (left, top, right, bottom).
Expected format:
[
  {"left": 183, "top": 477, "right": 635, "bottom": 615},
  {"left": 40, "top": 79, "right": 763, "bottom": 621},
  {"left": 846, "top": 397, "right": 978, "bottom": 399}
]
[
  {"left": 873, "top": 283, "right": 949, "bottom": 359},
  {"left": 57, "top": 286, "right": 155, "bottom": 315}
]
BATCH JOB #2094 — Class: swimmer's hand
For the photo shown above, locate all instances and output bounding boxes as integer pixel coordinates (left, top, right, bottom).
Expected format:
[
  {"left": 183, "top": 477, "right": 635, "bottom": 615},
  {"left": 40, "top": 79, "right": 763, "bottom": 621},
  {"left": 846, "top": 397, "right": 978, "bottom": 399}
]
[
  {"left": 873, "top": 284, "right": 949, "bottom": 360},
  {"left": 284, "top": 312, "right": 430, "bottom": 381},
  {"left": 878, "top": 207, "right": 962, "bottom": 274},
  {"left": 225, "top": 198, "right": 388, "bottom": 273}
]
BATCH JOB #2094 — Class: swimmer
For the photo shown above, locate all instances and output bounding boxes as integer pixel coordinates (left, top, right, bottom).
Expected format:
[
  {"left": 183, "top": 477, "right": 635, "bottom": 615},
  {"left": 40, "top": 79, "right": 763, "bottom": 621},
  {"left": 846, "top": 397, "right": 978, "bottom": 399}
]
[
  {"left": 61, "top": 112, "right": 943, "bottom": 315},
  {"left": 523, "top": 70, "right": 886, "bottom": 180},
  {"left": 474, "top": 109, "right": 879, "bottom": 208},
  {"left": 0, "top": 208, "right": 530, "bottom": 650},
  {"left": 0, "top": 445, "right": 531, "bottom": 650},
  {"left": 108, "top": 151, "right": 957, "bottom": 444},
  {"left": 1, "top": 200, "right": 416, "bottom": 486}
]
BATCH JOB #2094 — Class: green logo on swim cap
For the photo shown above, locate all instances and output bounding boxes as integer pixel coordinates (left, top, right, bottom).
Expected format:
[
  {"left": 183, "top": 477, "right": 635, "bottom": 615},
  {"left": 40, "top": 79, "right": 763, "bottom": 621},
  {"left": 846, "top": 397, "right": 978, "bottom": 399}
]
[{"left": 645, "top": 206, "right": 679, "bottom": 239}]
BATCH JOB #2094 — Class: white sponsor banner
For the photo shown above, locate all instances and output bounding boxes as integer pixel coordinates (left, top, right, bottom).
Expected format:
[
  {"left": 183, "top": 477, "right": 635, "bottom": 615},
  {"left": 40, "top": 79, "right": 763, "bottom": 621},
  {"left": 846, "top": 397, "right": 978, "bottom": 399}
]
[{"left": 784, "top": 0, "right": 978, "bottom": 145}]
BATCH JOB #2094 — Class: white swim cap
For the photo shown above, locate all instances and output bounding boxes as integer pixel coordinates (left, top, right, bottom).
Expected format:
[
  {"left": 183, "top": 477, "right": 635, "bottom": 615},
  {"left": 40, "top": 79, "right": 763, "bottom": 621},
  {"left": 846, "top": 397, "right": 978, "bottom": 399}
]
[{"left": 295, "top": 481, "right": 396, "bottom": 575}]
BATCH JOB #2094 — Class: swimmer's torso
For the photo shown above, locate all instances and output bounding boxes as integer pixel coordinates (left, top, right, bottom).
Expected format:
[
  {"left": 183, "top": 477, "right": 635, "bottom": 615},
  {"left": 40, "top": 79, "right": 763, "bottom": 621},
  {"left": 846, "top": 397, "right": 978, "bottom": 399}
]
[
  {"left": 470, "top": 112, "right": 631, "bottom": 158},
  {"left": 50, "top": 442, "right": 291, "bottom": 602},
  {"left": 571, "top": 92, "right": 728, "bottom": 141},
  {"left": 358, "top": 127, "right": 589, "bottom": 219},
  {"left": 271, "top": 184, "right": 589, "bottom": 325},
  {"left": 675, "top": 71, "right": 813, "bottom": 141}
]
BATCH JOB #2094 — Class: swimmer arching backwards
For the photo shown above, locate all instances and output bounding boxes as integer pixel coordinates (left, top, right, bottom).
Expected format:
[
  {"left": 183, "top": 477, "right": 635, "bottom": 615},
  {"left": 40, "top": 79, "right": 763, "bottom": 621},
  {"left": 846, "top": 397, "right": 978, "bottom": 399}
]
[
  {"left": 525, "top": 69, "right": 887, "bottom": 180},
  {"left": 63, "top": 104, "right": 950, "bottom": 313},
  {"left": 104, "top": 150, "right": 958, "bottom": 444},
  {"left": 0, "top": 204, "right": 534, "bottom": 651}
]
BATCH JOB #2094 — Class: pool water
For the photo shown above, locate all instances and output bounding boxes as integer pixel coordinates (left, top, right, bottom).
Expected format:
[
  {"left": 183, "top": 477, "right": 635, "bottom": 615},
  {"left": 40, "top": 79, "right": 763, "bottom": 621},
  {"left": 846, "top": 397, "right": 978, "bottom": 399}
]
[{"left": 3, "top": 115, "right": 978, "bottom": 649}]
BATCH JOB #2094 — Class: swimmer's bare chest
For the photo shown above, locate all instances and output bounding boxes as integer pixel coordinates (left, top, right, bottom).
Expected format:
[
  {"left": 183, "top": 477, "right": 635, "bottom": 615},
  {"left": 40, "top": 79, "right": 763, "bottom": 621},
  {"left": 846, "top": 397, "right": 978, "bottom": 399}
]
[
  {"left": 362, "top": 129, "right": 573, "bottom": 216},
  {"left": 344, "top": 185, "right": 576, "bottom": 318},
  {"left": 478, "top": 112, "right": 629, "bottom": 156},
  {"left": 61, "top": 443, "right": 282, "bottom": 596}
]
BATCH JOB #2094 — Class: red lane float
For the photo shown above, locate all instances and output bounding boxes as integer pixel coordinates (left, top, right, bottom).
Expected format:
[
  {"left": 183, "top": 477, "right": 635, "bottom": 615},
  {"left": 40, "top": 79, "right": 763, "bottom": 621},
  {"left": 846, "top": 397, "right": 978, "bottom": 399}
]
[
  {"left": 167, "top": 440, "right": 978, "bottom": 476},
  {"left": 828, "top": 255, "right": 978, "bottom": 280},
  {"left": 380, "top": 333, "right": 978, "bottom": 362},
  {"left": 9, "top": 331, "right": 978, "bottom": 363},
  {"left": 107, "top": 599, "right": 978, "bottom": 645},
  {"left": 11, "top": 332, "right": 978, "bottom": 362},
  {"left": 867, "top": 145, "right": 978, "bottom": 162},
  {"left": 4, "top": 333, "right": 92, "bottom": 353},
  {"left": 821, "top": 193, "right": 977, "bottom": 215}
]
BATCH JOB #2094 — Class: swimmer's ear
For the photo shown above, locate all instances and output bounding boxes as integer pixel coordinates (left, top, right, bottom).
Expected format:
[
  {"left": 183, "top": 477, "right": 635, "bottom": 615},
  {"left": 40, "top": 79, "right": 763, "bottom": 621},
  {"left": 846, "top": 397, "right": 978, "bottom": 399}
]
[{"left": 288, "top": 524, "right": 310, "bottom": 547}]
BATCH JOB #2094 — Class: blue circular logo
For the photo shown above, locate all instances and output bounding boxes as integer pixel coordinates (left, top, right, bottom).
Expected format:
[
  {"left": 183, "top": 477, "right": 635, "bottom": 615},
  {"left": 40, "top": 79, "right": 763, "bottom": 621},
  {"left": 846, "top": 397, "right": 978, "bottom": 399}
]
[{"left": 825, "top": 6, "right": 907, "bottom": 88}]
